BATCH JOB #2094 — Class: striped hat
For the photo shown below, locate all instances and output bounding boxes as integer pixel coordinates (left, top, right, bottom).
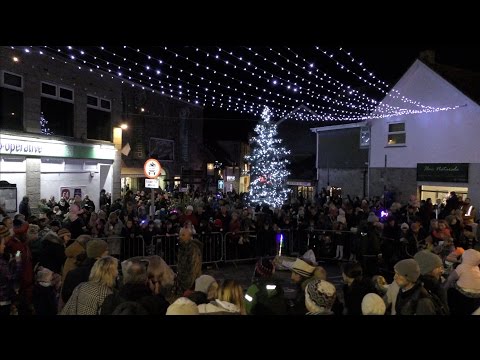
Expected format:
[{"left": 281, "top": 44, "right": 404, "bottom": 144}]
[
  {"left": 58, "top": 228, "right": 72, "bottom": 238},
  {"left": 291, "top": 258, "right": 315, "bottom": 278},
  {"left": 0, "top": 225, "right": 10, "bottom": 239}
]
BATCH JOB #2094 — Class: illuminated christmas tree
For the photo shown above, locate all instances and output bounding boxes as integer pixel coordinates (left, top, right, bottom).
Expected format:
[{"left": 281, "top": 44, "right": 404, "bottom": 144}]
[
  {"left": 40, "top": 112, "right": 53, "bottom": 135},
  {"left": 245, "top": 107, "right": 290, "bottom": 208}
]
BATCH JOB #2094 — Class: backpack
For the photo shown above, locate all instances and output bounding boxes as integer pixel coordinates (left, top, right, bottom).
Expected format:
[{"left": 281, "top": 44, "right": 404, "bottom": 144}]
[
  {"left": 410, "top": 286, "right": 449, "bottom": 315},
  {"left": 425, "top": 288, "right": 449, "bottom": 315}
]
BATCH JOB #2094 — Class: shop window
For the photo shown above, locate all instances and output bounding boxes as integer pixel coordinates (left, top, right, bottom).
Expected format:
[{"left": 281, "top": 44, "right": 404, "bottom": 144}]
[
  {"left": 0, "top": 71, "right": 23, "bottom": 131},
  {"left": 387, "top": 122, "right": 406, "bottom": 146},
  {"left": 87, "top": 94, "right": 111, "bottom": 141}
]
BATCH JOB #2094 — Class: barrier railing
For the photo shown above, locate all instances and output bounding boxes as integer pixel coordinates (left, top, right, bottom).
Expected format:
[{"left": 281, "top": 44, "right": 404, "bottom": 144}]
[
  {"left": 223, "top": 231, "right": 258, "bottom": 264},
  {"left": 154, "top": 234, "right": 178, "bottom": 266},
  {"left": 195, "top": 232, "right": 223, "bottom": 268},
  {"left": 108, "top": 228, "right": 383, "bottom": 269}
]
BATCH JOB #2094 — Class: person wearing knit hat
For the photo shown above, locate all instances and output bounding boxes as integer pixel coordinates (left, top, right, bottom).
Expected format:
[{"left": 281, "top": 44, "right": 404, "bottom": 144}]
[
  {"left": 61, "top": 239, "right": 109, "bottom": 305},
  {"left": 289, "top": 258, "right": 316, "bottom": 315},
  {"left": 393, "top": 258, "right": 437, "bottom": 315},
  {"left": 0, "top": 224, "right": 10, "bottom": 240},
  {"left": 361, "top": 293, "right": 386, "bottom": 315},
  {"left": 414, "top": 250, "right": 443, "bottom": 276},
  {"left": 187, "top": 274, "right": 218, "bottom": 305},
  {"left": 400, "top": 223, "right": 410, "bottom": 231},
  {"left": 58, "top": 228, "right": 71, "bottom": 239},
  {"left": 86, "top": 239, "right": 109, "bottom": 259},
  {"left": 394, "top": 259, "right": 420, "bottom": 283},
  {"left": 57, "top": 228, "right": 72, "bottom": 247},
  {"left": 413, "top": 250, "right": 449, "bottom": 314},
  {"left": 305, "top": 279, "right": 336, "bottom": 315},
  {"left": 291, "top": 258, "right": 316, "bottom": 279},
  {"left": 166, "top": 297, "right": 199, "bottom": 315},
  {"left": 254, "top": 257, "right": 275, "bottom": 278},
  {"left": 194, "top": 275, "right": 217, "bottom": 295}
]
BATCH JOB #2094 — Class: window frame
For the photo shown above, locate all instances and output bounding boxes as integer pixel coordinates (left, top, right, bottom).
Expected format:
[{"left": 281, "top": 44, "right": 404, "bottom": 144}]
[
  {"left": 86, "top": 94, "right": 111, "bottom": 112},
  {"left": 40, "top": 81, "right": 74, "bottom": 103},
  {"left": 1, "top": 70, "right": 23, "bottom": 91},
  {"left": 386, "top": 121, "right": 406, "bottom": 147}
]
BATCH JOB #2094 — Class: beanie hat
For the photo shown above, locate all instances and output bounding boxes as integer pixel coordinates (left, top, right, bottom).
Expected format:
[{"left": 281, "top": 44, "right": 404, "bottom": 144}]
[
  {"left": 414, "top": 250, "right": 443, "bottom": 275},
  {"left": 166, "top": 297, "right": 199, "bottom": 315},
  {"left": 394, "top": 259, "right": 420, "bottom": 283},
  {"left": 194, "top": 275, "right": 217, "bottom": 295},
  {"left": 305, "top": 279, "right": 336, "bottom": 313},
  {"left": 0, "top": 224, "right": 10, "bottom": 239},
  {"left": 255, "top": 258, "right": 275, "bottom": 277},
  {"left": 361, "top": 293, "right": 386, "bottom": 315},
  {"left": 13, "top": 219, "right": 29, "bottom": 235},
  {"left": 453, "top": 247, "right": 465, "bottom": 256},
  {"left": 36, "top": 267, "right": 53, "bottom": 285},
  {"left": 186, "top": 205, "right": 194, "bottom": 211},
  {"left": 400, "top": 223, "right": 410, "bottom": 231},
  {"left": 292, "top": 258, "right": 316, "bottom": 278},
  {"left": 86, "top": 239, "right": 108, "bottom": 259},
  {"left": 58, "top": 228, "right": 72, "bottom": 238}
]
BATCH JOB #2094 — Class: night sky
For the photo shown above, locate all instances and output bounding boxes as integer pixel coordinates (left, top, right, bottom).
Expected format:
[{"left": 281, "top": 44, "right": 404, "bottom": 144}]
[
  {"left": 204, "top": 46, "right": 480, "bottom": 141},
  {"left": 11, "top": 43, "right": 480, "bottom": 142}
]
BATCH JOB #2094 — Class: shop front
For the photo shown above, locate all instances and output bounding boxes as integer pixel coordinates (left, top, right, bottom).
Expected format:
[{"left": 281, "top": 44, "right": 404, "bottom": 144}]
[
  {"left": 0, "top": 133, "right": 117, "bottom": 212},
  {"left": 417, "top": 163, "right": 469, "bottom": 203}
]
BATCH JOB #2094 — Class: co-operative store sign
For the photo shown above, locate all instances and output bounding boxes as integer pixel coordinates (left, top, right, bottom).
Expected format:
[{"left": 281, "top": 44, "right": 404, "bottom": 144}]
[{"left": 0, "top": 136, "right": 116, "bottom": 160}]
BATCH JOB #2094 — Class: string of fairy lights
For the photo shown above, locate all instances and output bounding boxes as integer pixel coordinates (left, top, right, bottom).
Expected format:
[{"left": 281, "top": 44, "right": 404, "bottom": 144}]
[
  {"left": 33, "top": 46, "right": 287, "bottom": 119},
  {"left": 7, "top": 45, "right": 462, "bottom": 121},
  {"left": 314, "top": 46, "right": 438, "bottom": 110}
]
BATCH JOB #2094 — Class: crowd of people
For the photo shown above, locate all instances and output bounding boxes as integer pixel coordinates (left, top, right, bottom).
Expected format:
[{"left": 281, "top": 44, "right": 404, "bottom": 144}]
[{"left": 0, "top": 187, "right": 479, "bottom": 315}]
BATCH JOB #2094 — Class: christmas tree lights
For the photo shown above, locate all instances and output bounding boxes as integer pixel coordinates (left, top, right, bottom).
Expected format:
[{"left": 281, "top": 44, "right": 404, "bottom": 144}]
[
  {"left": 245, "top": 107, "right": 290, "bottom": 208},
  {"left": 40, "top": 112, "right": 53, "bottom": 135}
]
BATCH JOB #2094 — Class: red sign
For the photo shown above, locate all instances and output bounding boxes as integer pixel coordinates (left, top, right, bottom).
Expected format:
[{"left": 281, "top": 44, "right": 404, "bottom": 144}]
[{"left": 144, "top": 158, "right": 162, "bottom": 179}]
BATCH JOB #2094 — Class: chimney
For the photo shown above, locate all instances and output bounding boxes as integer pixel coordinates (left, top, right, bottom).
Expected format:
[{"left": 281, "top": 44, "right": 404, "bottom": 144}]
[{"left": 419, "top": 49, "right": 436, "bottom": 65}]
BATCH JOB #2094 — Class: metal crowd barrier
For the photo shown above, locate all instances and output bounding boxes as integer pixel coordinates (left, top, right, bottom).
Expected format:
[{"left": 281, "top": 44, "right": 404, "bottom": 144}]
[
  {"left": 153, "top": 234, "right": 178, "bottom": 266},
  {"left": 223, "top": 231, "right": 258, "bottom": 265},
  {"left": 95, "top": 236, "right": 147, "bottom": 261},
  {"left": 195, "top": 232, "right": 224, "bottom": 268}
]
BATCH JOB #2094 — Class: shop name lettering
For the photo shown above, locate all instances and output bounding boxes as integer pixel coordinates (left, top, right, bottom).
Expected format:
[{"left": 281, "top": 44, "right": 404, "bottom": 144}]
[
  {"left": 423, "top": 165, "right": 459, "bottom": 172},
  {"left": 0, "top": 142, "right": 42, "bottom": 154}
]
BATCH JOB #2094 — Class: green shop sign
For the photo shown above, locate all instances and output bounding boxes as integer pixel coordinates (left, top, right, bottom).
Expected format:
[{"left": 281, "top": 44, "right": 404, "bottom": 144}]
[
  {"left": 417, "top": 163, "right": 469, "bottom": 183},
  {"left": 0, "top": 136, "right": 116, "bottom": 160}
]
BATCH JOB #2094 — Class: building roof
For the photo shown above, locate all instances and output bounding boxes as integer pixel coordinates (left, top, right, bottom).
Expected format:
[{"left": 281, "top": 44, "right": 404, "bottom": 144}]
[{"left": 426, "top": 61, "right": 480, "bottom": 105}]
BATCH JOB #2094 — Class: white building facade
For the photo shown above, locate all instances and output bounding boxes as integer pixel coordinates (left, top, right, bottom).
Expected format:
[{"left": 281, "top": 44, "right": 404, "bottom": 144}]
[{"left": 312, "top": 59, "right": 480, "bottom": 210}]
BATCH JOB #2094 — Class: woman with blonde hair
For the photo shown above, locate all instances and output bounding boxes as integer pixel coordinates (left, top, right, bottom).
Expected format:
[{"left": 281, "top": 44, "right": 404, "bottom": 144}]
[
  {"left": 198, "top": 279, "right": 246, "bottom": 315},
  {"left": 61, "top": 256, "right": 118, "bottom": 315}
]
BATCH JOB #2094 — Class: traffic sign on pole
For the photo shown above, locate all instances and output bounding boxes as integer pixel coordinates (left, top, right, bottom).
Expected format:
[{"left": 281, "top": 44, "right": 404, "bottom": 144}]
[{"left": 144, "top": 158, "right": 162, "bottom": 179}]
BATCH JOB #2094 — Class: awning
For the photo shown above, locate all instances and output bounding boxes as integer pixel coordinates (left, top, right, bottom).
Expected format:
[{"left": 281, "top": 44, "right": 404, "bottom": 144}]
[{"left": 121, "top": 167, "right": 145, "bottom": 178}]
